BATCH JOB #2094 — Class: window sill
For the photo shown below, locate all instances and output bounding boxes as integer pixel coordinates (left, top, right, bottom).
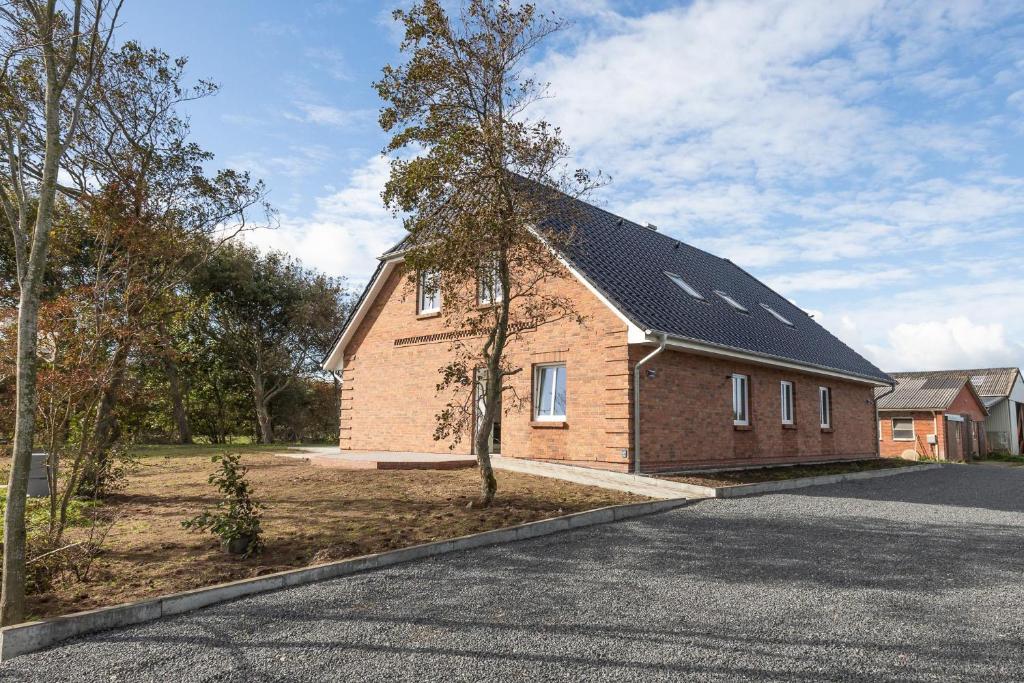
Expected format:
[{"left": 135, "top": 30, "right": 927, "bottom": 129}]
[
  {"left": 733, "top": 424, "right": 753, "bottom": 432},
  {"left": 416, "top": 311, "right": 441, "bottom": 320},
  {"left": 892, "top": 438, "right": 915, "bottom": 442},
  {"left": 820, "top": 427, "right": 834, "bottom": 433},
  {"left": 782, "top": 423, "right": 797, "bottom": 430},
  {"left": 531, "top": 420, "right": 567, "bottom": 429}
]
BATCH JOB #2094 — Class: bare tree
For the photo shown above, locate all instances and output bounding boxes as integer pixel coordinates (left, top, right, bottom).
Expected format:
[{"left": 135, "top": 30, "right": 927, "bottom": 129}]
[
  {"left": 376, "top": 0, "right": 601, "bottom": 507},
  {"left": 0, "top": 0, "right": 123, "bottom": 625}
]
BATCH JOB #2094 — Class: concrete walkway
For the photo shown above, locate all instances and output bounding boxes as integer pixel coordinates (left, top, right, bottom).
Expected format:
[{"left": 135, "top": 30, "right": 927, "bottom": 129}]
[
  {"left": 279, "top": 448, "right": 696, "bottom": 497},
  {"left": 491, "top": 456, "right": 702, "bottom": 499},
  {"left": 6, "top": 465, "right": 1022, "bottom": 681}
]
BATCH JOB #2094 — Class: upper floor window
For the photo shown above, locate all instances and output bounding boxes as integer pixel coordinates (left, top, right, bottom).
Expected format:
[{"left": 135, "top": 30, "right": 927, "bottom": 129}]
[
  {"left": 478, "top": 261, "right": 503, "bottom": 306},
  {"left": 819, "top": 386, "right": 832, "bottom": 429},
  {"left": 715, "top": 290, "right": 749, "bottom": 313},
  {"left": 732, "top": 374, "right": 750, "bottom": 426},
  {"left": 761, "top": 303, "right": 794, "bottom": 327},
  {"left": 780, "top": 381, "right": 794, "bottom": 425},
  {"left": 418, "top": 270, "right": 441, "bottom": 314},
  {"left": 665, "top": 272, "right": 704, "bottom": 300},
  {"left": 534, "top": 363, "right": 567, "bottom": 421}
]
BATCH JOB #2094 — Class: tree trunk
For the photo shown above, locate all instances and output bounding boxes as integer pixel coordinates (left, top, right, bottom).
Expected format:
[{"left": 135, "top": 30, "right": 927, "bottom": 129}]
[
  {"left": 1, "top": 41, "right": 66, "bottom": 622},
  {"left": 2, "top": 286, "right": 43, "bottom": 625},
  {"left": 94, "top": 341, "right": 130, "bottom": 455},
  {"left": 159, "top": 328, "right": 192, "bottom": 444},
  {"left": 253, "top": 387, "right": 274, "bottom": 444}
]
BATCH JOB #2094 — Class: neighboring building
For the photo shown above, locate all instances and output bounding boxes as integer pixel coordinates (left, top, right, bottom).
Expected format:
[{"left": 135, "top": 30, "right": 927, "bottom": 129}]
[
  {"left": 323, "top": 190, "right": 893, "bottom": 473},
  {"left": 970, "top": 368, "right": 1024, "bottom": 455},
  {"left": 876, "top": 372, "right": 989, "bottom": 461},
  {"left": 882, "top": 368, "right": 1023, "bottom": 456}
]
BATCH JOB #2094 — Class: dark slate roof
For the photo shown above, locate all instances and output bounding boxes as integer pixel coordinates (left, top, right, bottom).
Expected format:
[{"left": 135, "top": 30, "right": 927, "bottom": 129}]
[
  {"left": 338, "top": 185, "right": 890, "bottom": 383},
  {"left": 534, "top": 192, "right": 891, "bottom": 383},
  {"left": 875, "top": 372, "right": 975, "bottom": 410}
]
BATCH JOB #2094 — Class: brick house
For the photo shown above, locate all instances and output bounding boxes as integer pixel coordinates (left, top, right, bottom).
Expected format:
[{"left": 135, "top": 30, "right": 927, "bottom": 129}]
[
  {"left": 876, "top": 372, "right": 989, "bottom": 461},
  {"left": 323, "top": 191, "right": 893, "bottom": 473}
]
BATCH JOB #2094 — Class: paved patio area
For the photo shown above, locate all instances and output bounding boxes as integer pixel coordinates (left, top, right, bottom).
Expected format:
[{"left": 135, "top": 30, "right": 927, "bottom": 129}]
[
  {"left": 278, "top": 448, "right": 477, "bottom": 470},
  {"left": 4, "top": 464, "right": 1022, "bottom": 681}
]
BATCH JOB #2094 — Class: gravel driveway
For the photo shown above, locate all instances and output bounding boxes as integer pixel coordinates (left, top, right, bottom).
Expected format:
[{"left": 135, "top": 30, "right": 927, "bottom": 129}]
[{"left": 3, "top": 464, "right": 1023, "bottom": 682}]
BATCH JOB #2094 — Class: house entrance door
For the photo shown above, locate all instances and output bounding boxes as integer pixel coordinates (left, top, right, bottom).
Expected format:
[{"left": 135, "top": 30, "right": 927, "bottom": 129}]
[
  {"left": 945, "top": 416, "right": 964, "bottom": 462},
  {"left": 474, "top": 368, "right": 501, "bottom": 455},
  {"left": 1017, "top": 403, "right": 1024, "bottom": 455}
]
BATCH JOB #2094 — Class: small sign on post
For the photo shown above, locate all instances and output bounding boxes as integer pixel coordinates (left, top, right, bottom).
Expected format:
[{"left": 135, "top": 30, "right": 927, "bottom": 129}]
[{"left": 28, "top": 452, "right": 49, "bottom": 498}]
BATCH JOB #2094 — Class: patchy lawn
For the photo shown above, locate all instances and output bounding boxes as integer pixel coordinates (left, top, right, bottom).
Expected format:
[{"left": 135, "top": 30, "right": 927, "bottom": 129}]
[
  {"left": 26, "top": 446, "right": 644, "bottom": 621},
  {"left": 975, "top": 452, "right": 1024, "bottom": 466},
  {"left": 657, "top": 457, "right": 919, "bottom": 488}
]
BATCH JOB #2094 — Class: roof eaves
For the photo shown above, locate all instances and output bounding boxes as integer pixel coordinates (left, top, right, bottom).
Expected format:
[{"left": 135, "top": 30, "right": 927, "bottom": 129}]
[{"left": 653, "top": 328, "right": 894, "bottom": 386}]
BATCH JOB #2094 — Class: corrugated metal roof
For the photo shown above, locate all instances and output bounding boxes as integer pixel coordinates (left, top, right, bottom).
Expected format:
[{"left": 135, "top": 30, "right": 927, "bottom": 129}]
[
  {"left": 875, "top": 373, "right": 971, "bottom": 410},
  {"left": 982, "top": 395, "right": 1006, "bottom": 410},
  {"left": 879, "top": 368, "right": 1020, "bottom": 398}
]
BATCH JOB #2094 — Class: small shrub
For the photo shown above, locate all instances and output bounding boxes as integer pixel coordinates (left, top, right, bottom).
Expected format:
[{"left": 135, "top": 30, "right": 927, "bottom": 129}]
[{"left": 182, "top": 453, "right": 264, "bottom": 557}]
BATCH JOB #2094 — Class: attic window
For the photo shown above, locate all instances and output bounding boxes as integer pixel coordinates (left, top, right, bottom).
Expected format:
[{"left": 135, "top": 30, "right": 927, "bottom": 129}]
[
  {"left": 665, "top": 272, "right": 704, "bottom": 300},
  {"left": 760, "top": 303, "right": 794, "bottom": 327},
  {"left": 714, "top": 290, "right": 748, "bottom": 313},
  {"left": 970, "top": 376, "right": 985, "bottom": 388}
]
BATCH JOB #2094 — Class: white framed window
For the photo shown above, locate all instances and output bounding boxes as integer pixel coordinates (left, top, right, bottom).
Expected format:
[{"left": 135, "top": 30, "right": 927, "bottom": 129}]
[
  {"left": 665, "top": 271, "right": 704, "bottom": 300},
  {"left": 819, "top": 386, "right": 832, "bottom": 429},
  {"left": 761, "top": 303, "right": 794, "bottom": 327},
  {"left": 732, "top": 374, "right": 750, "bottom": 426},
  {"left": 780, "top": 381, "right": 794, "bottom": 425},
  {"left": 478, "top": 261, "right": 503, "bottom": 306},
  {"left": 715, "top": 290, "right": 749, "bottom": 313},
  {"left": 417, "top": 270, "right": 440, "bottom": 314},
  {"left": 892, "top": 417, "right": 915, "bottom": 441},
  {"left": 533, "top": 363, "right": 566, "bottom": 421}
]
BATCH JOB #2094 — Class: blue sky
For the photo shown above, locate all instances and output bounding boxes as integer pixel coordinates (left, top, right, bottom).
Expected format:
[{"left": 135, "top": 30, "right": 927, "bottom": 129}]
[{"left": 121, "top": 0, "right": 1024, "bottom": 373}]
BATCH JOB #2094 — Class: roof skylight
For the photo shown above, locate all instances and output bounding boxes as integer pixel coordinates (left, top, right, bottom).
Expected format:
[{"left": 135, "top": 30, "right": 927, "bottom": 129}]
[
  {"left": 665, "top": 272, "right": 704, "bottom": 300},
  {"left": 714, "top": 290, "right": 748, "bottom": 313},
  {"left": 760, "top": 303, "right": 794, "bottom": 327}
]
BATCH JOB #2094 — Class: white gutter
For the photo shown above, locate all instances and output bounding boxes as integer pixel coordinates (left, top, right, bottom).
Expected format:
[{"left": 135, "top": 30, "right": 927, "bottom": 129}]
[
  {"left": 633, "top": 331, "right": 667, "bottom": 475},
  {"left": 873, "top": 384, "right": 896, "bottom": 456}
]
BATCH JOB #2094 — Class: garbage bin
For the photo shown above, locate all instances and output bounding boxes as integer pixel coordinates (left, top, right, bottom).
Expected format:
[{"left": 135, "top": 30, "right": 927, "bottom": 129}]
[{"left": 27, "top": 452, "right": 49, "bottom": 498}]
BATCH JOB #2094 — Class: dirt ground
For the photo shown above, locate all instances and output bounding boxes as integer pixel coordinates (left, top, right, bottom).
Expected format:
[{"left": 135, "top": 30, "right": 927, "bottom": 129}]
[
  {"left": 658, "top": 457, "right": 918, "bottom": 487},
  {"left": 27, "top": 446, "right": 643, "bottom": 621}
]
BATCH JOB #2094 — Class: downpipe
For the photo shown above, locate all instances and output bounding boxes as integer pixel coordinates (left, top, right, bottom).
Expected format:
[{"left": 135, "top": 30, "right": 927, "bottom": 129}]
[
  {"left": 873, "top": 383, "right": 895, "bottom": 457},
  {"left": 633, "top": 331, "right": 667, "bottom": 475}
]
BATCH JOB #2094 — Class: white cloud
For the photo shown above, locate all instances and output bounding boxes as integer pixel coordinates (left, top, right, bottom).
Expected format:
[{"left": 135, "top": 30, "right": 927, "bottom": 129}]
[
  {"left": 865, "top": 317, "right": 1021, "bottom": 372},
  {"left": 304, "top": 47, "right": 352, "bottom": 81},
  {"left": 284, "top": 103, "right": 372, "bottom": 127},
  {"left": 226, "top": 145, "right": 333, "bottom": 179},
  {"left": 244, "top": 155, "right": 403, "bottom": 281},
  {"left": 766, "top": 267, "right": 914, "bottom": 294}
]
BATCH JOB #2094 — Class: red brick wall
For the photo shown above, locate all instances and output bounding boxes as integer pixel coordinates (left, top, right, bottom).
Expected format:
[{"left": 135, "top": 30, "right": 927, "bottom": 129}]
[
  {"left": 340, "top": 263, "right": 634, "bottom": 471},
  {"left": 340, "top": 262, "right": 882, "bottom": 473},
  {"left": 878, "top": 411, "right": 941, "bottom": 459},
  {"left": 633, "top": 347, "right": 880, "bottom": 472},
  {"left": 947, "top": 385, "right": 986, "bottom": 421}
]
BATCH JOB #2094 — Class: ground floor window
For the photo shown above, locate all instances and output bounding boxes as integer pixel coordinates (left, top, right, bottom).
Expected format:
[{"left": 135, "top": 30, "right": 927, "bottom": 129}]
[
  {"left": 892, "top": 417, "right": 915, "bottom": 441},
  {"left": 780, "top": 381, "right": 794, "bottom": 425},
  {"left": 732, "top": 374, "right": 749, "bottom": 426},
  {"left": 534, "top": 363, "right": 566, "bottom": 421},
  {"left": 819, "top": 386, "right": 832, "bottom": 428}
]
